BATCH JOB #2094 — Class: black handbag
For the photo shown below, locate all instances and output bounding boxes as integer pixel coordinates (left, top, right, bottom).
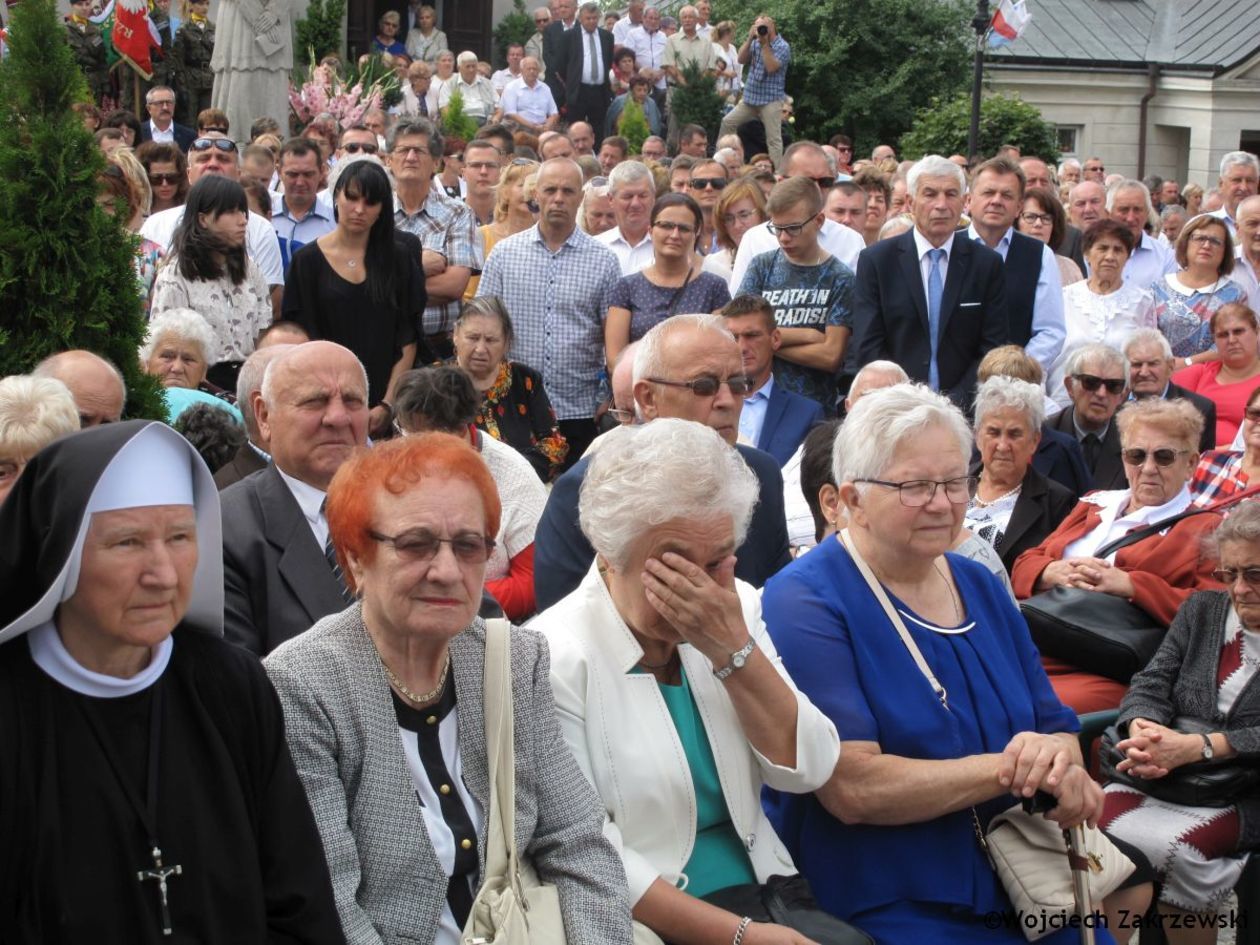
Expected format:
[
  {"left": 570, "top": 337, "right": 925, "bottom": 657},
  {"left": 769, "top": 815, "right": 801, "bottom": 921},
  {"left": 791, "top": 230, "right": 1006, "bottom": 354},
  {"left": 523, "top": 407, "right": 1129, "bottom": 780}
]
[
  {"left": 1099, "top": 717, "right": 1260, "bottom": 808},
  {"left": 701, "top": 874, "right": 873, "bottom": 945}
]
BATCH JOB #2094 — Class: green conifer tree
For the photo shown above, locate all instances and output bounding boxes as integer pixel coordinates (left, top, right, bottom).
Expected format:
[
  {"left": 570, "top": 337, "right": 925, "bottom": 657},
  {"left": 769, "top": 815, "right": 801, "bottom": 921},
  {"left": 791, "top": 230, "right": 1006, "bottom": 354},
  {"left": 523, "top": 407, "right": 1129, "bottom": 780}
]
[
  {"left": 440, "top": 89, "right": 479, "bottom": 144},
  {"left": 0, "top": 0, "right": 164, "bottom": 418},
  {"left": 617, "top": 98, "right": 651, "bottom": 157}
]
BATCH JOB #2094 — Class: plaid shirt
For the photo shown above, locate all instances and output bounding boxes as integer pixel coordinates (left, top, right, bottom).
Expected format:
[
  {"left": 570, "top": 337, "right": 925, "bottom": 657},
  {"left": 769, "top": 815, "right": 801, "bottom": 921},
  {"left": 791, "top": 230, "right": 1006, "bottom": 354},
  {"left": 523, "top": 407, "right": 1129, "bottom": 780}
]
[
  {"left": 1190, "top": 449, "right": 1247, "bottom": 507},
  {"left": 476, "top": 224, "right": 621, "bottom": 420},
  {"left": 741, "top": 34, "right": 790, "bottom": 106},
  {"left": 395, "top": 182, "right": 484, "bottom": 336}
]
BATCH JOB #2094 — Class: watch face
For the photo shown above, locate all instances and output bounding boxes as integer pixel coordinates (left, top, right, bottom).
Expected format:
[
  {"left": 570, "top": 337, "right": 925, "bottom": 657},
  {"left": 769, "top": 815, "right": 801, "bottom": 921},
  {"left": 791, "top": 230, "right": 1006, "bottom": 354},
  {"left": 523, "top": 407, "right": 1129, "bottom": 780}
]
[{"left": 732, "top": 652, "right": 747, "bottom": 669}]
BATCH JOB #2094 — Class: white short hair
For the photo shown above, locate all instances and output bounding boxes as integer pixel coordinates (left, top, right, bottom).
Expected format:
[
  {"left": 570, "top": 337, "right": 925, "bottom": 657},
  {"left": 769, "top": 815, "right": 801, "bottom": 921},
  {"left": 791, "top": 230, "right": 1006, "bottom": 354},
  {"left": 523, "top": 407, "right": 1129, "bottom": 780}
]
[
  {"left": 1058, "top": 159, "right": 1081, "bottom": 174},
  {"left": 833, "top": 384, "right": 972, "bottom": 487},
  {"left": 140, "top": 308, "right": 219, "bottom": 364},
  {"left": 1123, "top": 328, "right": 1173, "bottom": 361},
  {"left": 633, "top": 313, "right": 734, "bottom": 384},
  {"left": 1106, "top": 179, "right": 1152, "bottom": 214},
  {"left": 1064, "top": 342, "right": 1126, "bottom": 379},
  {"left": 973, "top": 375, "right": 1044, "bottom": 431},
  {"left": 579, "top": 418, "right": 759, "bottom": 568},
  {"left": 850, "top": 359, "right": 909, "bottom": 394},
  {"left": 907, "top": 154, "right": 965, "bottom": 197},
  {"left": 0, "top": 375, "right": 80, "bottom": 458},
  {"left": 607, "top": 158, "right": 654, "bottom": 196},
  {"left": 1220, "top": 151, "right": 1260, "bottom": 179},
  {"left": 456, "top": 50, "right": 478, "bottom": 66}
]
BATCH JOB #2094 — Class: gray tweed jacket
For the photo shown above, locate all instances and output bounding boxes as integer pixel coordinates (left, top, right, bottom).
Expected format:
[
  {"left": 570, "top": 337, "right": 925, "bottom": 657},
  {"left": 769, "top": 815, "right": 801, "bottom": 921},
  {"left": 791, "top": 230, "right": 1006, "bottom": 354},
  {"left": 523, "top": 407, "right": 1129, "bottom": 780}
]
[
  {"left": 1117, "top": 590, "right": 1260, "bottom": 851},
  {"left": 264, "top": 604, "right": 633, "bottom": 945}
]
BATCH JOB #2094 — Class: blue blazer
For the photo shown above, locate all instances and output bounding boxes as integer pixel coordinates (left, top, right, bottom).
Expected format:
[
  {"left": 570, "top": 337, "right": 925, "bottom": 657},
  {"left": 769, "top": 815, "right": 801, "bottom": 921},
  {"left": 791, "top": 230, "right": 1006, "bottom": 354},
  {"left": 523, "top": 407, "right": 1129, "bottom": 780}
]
[
  {"left": 757, "top": 384, "right": 824, "bottom": 466},
  {"left": 1034, "top": 424, "right": 1093, "bottom": 499},
  {"left": 852, "top": 230, "right": 1008, "bottom": 411},
  {"left": 533, "top": 442, "right": 792, "bottom": 611}
]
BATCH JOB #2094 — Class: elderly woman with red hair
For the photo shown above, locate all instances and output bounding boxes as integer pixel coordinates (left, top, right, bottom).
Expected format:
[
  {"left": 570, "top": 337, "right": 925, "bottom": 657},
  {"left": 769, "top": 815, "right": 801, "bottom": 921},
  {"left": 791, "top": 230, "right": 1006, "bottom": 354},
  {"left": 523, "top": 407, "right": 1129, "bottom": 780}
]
[{"left": 264, "top": 434, "right": 632, "bottom": 945}]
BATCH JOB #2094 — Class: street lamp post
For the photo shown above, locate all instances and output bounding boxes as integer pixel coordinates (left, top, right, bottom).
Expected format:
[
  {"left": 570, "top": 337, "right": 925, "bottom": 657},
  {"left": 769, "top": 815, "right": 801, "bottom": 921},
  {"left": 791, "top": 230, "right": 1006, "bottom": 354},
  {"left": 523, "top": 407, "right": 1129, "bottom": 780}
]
[{"left": 968, "top": 0, "right": 990, "bottom": 159}]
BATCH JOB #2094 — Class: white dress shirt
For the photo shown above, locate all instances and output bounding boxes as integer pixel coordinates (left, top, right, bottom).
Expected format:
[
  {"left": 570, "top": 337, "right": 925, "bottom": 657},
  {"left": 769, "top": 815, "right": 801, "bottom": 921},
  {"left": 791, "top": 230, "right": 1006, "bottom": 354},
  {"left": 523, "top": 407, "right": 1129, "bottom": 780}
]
[
  {"left": 967, "top": 223, "right": 1065, "bottom": 373},
  {"left": 729, "top": 217, "right": 864, "bottom": 294},
  {"left": 594, "top": 225, "right": 654, "bottom": 275},
  {"left": 1209, "top": 206, "right": 1238, "bottom": 237},
  {"left": 612, "top": 14, "right": 640, "bottom": 45},
  {"left": 625, "top": 25, "right": 667, "bottom": 90},
  {"left": 276, "top": 467, "right": 330, "bottom": 549},
  {"left": 1120, "top": 231, "right": 1177, "bottom": 293},
  {"left": 490, "top": 67, "right": 519, "bottom": 96},
  {"left": 140, "top": 205, "right": 285, "bottom": 286},
  {"left": 578, "top": 26, "right": 605, "bottom": 84},
  {"left": 1231, "top": 251, "right": 1260, "bottom": 312},
  {"left": 499, "top": 76, "right": 557, "bottom": 126},
  {"left": 148, "top": 119, "right": 175, "bottom": 143}
]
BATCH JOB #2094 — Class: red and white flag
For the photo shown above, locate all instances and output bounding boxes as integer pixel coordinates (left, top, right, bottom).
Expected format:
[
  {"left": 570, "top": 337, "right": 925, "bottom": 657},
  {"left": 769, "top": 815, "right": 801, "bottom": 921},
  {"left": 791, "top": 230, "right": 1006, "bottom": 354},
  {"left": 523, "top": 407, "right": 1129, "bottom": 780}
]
[
  {"left": 989, "top": 0, "right": 1031, "bottom": 47},
  {"left": 111, "top": 0, "right": 161, "bottom": 78}
]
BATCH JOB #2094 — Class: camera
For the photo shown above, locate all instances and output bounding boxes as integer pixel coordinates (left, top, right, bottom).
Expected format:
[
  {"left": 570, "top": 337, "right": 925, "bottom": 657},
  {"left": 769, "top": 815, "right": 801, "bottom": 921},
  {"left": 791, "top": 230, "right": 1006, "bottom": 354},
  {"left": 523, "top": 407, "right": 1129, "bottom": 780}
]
[{"left": 756, "top": 24, "right": 767, "bottom": 35}]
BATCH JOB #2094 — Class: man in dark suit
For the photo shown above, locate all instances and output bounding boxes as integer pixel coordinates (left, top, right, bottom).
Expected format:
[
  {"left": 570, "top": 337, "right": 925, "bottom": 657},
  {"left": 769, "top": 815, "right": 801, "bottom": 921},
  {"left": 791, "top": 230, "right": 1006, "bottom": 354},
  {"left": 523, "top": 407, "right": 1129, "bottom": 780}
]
[
  {"left": 1046, "top": 342, "right": 1130, "bottom": 491},
  {"left": 212, "top": 344, "right": 294, "bottom": 489},
  {"left": 533, "top": 314, "right": 792, "bottom": 610},
  {"left": 853, "top": 155, "right": 1008, "bottom": 411},
  {"left": 1125, "top": 328, "right": 1218, "bottom": 453},
  {"left": 542, "top": 0, "right": 577, "bottom": 114},
  {"left": 220, "top": 342, "right": 369, "bottom": 655},
  {"left": 562, "top": 1, "right": 614, "bottom": 145},
  {"left": 721, "top": 295, "right": 822, "bottom": 465},
  {"left": 136, "top": 85, "right": 197, "bottom": 151}
]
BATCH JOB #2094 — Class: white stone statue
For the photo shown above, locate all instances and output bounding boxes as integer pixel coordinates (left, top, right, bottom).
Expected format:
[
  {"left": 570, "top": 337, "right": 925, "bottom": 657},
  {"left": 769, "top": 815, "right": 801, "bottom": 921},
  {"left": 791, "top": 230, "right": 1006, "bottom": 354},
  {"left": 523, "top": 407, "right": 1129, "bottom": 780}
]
[{"left": 210, "top": 0, "right": 294, "bottom": 142}]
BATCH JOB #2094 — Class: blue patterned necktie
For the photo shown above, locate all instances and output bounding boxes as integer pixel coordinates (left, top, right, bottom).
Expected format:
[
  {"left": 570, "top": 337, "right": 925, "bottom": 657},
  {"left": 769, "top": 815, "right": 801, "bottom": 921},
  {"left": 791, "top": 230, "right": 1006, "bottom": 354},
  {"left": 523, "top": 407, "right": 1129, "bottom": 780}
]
[
  {"left": 321, "top": 499, "right": 353, "bottom": 605},
  {"left": 926, "top": 247, "right": 945, "bottom": 391}
]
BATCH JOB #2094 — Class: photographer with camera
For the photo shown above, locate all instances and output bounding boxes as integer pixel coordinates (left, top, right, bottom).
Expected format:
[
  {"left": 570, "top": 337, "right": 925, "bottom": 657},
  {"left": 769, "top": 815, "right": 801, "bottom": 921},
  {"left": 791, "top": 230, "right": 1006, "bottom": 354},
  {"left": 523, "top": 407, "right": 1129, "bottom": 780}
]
[{"left": 718, "top": 14, "right": 791, "bottom": 165}]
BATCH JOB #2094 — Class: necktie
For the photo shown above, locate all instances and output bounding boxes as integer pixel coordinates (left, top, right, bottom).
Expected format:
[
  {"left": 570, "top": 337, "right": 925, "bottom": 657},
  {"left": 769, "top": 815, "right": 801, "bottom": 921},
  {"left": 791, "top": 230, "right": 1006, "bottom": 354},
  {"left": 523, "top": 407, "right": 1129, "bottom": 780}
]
[
  {"left": 587, "top": 30, "right": 599, "bottom": 84},
  {"left": 926, "top": 248, "right": 945, "bottom": 391},
  {"left": 1082, "top": 433, "right": 1101, "bottom": 471},
  {"left": 321, "top": 500, "right": 353, "bottom": 605}
]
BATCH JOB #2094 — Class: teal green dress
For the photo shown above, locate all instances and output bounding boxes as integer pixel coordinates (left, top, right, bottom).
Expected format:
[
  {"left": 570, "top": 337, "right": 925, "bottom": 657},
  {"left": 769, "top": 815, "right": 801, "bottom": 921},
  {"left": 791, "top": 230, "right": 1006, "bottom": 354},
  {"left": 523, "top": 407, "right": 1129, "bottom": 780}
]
[{"left": 641, "top": 665, "right": 757, "bottom": 897}]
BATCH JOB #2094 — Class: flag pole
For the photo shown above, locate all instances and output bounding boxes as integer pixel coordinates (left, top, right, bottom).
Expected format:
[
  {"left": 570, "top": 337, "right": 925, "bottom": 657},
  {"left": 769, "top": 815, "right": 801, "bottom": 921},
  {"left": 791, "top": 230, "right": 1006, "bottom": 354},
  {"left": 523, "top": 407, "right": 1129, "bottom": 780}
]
[
  {"left": 134, "top": 68, "right": 143, "bottom": 119},
  {"left": 967, "top": 0, "right": 990, "bottom": 159}
]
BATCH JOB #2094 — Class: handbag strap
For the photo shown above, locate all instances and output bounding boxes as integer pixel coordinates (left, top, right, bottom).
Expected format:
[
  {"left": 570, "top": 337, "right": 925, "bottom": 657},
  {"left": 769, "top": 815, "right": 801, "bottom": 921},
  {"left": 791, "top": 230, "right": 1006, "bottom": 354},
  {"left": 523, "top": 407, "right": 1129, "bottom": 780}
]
[
  {"left": 481, "top": 617, "right": 524, "bottom": 895},
  {"left": 1094, "top": 482, "right": 1260, "bottom": 559},
  {"left": 838, "top": 529, "right": 948, "bottom": 710}
]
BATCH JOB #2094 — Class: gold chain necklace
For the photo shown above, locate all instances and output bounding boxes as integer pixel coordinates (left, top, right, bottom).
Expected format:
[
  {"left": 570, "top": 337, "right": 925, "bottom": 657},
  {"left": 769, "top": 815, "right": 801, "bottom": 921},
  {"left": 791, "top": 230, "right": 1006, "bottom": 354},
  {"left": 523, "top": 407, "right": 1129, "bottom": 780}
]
[{"left": 381, "top": 652, "right": 451, "bottom": 706}]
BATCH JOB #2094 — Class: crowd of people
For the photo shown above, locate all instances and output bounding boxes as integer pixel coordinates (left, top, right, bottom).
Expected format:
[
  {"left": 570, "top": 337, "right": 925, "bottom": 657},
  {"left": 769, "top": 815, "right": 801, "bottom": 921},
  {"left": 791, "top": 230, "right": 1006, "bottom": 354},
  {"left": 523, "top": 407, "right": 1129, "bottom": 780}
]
[{"left": 5, "top": 1, "right": 1260, "bottom": 943}]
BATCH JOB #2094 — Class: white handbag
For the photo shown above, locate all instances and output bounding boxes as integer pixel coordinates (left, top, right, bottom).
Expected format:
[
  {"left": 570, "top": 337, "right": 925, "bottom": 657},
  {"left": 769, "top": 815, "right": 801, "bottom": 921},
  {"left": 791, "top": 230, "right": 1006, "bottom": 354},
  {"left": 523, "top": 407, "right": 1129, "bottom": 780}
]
[
  {"left": 838, "top": 530, "right": 1135, "bottom": 943},
  {"left": 462, "top": 619, "right": 568, "bottom": 945}
]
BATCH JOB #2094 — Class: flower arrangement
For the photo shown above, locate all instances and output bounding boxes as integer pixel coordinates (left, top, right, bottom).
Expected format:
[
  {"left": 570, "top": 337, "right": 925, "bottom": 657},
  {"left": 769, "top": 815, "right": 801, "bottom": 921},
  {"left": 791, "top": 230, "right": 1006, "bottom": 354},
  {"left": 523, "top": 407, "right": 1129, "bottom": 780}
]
[{"left": 288, "top": 53, "right": 401, "bottom": 128}]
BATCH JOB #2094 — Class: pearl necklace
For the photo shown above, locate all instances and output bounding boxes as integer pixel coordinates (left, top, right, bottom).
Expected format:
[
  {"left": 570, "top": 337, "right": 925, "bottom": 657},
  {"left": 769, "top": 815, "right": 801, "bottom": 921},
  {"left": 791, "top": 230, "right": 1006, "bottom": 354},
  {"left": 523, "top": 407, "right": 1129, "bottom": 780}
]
[
  {"left": 381, "top": 652, "right": 451, "bottom": 706},
  {"left": 972, "top": 483, "right": 1022, "bottom": 508}
]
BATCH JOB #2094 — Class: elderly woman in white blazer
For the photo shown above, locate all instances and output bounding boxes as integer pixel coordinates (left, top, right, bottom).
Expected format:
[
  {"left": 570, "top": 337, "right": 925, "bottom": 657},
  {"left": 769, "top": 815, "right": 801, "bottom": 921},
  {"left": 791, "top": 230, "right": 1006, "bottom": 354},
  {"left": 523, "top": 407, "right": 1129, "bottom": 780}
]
[{"left": 531, "top": 420, "right": 841, "bottom": 945}]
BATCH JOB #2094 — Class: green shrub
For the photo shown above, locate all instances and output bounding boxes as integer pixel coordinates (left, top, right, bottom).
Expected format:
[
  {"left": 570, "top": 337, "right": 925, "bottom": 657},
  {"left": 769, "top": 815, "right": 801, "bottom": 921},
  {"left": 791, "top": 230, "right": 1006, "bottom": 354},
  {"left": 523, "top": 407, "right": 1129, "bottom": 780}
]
[
  {"left": 618, "top": 98, "right": 651, "bottom": 156},
  {"left": 295, "top": 0, "right": 347, "bottom": 62},
  {"left": 441, "top": 89, "right": 480, "bottom": 143},
  {"left": 900, "top": 91, "right": 1059, "bottom": 163}
]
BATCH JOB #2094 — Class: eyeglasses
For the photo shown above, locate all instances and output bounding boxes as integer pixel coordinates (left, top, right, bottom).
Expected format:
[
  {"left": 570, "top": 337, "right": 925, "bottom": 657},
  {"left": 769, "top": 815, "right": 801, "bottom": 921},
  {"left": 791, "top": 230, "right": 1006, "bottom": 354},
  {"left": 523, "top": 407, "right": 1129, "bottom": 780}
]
[
  {"left": 1072, "top": 373, "right": 1126, "bottom": 395},
  {"left": 148, "top": 172, "right": 181, "bottom": 185},
  {"left": 854, "top": 476, "right": 979, "bottom": 507},
  {"left": 836, "top": 146, "right": 853, "bottom": 154},
  {"left": 652, "top": 220, "right": 696, "bottom": 235},
  {"left": 689, "top": 177, "right": 727, "bottom": 191},
  {"left": 343, "top": 141, "right": 379, "bottom": 155},
  {"left": 393, "top": 144, "right": 430, "bottom": 157},
  {"left": 190, "top": 137, "right": 237, "bottom": 153},
  {"left": 722, "top": 209, "right": 760, "bottom": 226},
  {"left": 646, "top": 374, "right": 753, "bottom": 397},
  {"left": 1188, "top": 234, "right": 1224, "bottom": 248},
  {"left": 466, "top": 160, "right": 500, "bottom": 171},
  {"left": 368, "top": 528, "right": 496, "bottom": 564},
  {"left": 767, "top": 217, "right": 817, "bottom": 237},
  {"left": 1121, "top": 448, "right": 1188, "bottom": 467},
  {"left": 1211, "top": 567, "right": 1260, "bottom": 588},
  {"left": 1020, "top": 211, "right": 1053, "bottom": 226},
  {"left": 148, "top": 98, "right": 175, "bottom": 107},
  {"left": 809, "top": 176, "right": 836, "bottom": 190}
]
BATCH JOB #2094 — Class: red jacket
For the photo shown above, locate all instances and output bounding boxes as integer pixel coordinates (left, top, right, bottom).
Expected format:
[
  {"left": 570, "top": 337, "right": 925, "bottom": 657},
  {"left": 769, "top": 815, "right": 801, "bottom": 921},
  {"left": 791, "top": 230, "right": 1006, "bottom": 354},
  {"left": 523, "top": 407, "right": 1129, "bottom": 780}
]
[{"left": 1010, "top": 497, "right": 1223, "bottom": 625}]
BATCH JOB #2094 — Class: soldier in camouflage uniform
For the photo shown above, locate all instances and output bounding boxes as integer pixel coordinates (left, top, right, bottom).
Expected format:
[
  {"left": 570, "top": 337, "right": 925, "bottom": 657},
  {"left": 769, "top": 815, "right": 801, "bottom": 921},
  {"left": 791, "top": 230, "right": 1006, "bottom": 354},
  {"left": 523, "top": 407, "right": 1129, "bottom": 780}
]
[
  {"left": 172, "top": 0, "right": 214, "bottom": 127},
  {"left": 66, "top": 0, "right": 109, "bottom": 105}
]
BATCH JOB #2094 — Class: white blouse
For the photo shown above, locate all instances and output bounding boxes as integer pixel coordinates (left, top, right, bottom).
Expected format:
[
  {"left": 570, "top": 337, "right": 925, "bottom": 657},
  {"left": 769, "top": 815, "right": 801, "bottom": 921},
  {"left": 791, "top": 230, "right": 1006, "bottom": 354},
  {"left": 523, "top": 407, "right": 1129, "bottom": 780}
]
[{"left": 1047, "top": 280, "right": 1156, "bottom": 410}]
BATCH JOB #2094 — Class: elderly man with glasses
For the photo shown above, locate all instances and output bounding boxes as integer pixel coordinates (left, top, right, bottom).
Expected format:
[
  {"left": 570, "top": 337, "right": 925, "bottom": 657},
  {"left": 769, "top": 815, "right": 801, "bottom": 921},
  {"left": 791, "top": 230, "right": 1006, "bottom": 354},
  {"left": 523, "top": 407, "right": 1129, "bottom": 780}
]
[
  {"left": 1045, "top": 343, "right": 1131, "bottom": 490},
  {"left": 137, "top": 85, "right": 196, "bottom": 151}
]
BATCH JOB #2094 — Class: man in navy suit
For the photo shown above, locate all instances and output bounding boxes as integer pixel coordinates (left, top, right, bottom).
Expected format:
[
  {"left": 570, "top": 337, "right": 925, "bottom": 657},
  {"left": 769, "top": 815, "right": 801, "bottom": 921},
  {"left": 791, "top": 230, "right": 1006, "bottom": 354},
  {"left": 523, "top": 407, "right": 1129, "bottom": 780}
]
[
  {"left": 136, "top": 85, "right": 196, "bottom": 152},
  {"left": 562, "top": 1, "right": 615, "bottom": 145},
  {"left": 533, "top": 313, "right": 792, "bottom": 610},
  {"left": 853, "top": 154, "right": 1008, "bottom": 411},
  {"left": 721, "top": 294, "right": 823, "bottom": 465}
]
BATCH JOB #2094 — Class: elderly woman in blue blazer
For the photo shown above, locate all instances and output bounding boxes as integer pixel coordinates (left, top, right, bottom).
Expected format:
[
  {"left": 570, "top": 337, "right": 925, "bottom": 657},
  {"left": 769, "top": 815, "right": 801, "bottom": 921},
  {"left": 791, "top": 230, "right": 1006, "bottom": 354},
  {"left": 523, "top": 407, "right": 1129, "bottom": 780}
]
[
  {"left": 265, "top": 433, "right": 632, "bottom": 945},
  {"left": 531, "top": 419, "right": 841, "bottom": 945}
]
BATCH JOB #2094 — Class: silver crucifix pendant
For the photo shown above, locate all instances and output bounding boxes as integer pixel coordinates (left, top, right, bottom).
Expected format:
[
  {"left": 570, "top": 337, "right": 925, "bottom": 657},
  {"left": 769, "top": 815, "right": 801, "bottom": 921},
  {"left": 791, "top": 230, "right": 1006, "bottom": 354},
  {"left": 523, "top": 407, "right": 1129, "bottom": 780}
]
[{"left": 137, "top": 846, "right": 182, "bottom": 936}]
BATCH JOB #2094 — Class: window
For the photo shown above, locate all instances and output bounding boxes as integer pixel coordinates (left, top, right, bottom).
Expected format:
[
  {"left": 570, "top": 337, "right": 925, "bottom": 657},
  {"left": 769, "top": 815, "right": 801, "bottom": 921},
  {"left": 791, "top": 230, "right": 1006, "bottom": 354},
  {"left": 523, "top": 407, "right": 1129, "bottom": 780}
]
[{"left": 1055, "top": 126, "right": 1080, "bottom": 155}]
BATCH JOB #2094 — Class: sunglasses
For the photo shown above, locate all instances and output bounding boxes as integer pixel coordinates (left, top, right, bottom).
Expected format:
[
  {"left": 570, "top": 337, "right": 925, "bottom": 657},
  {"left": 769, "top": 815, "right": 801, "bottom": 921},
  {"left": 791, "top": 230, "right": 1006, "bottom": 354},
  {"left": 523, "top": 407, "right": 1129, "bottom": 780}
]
[
  {"left": 1211, "top": 567, "right": 1260, "bottom": 588},
  {"left": 343, "top": 141, "right": 379, "bottom": 155},
  {"left": 1072, "top": 373, "right": 1125, "bottom": 395},
  {"left": 646, "top": 374, "right": 753, "bottom": 397},
  {"left": 148, "top": 172, "right": 181, "bottom": 185},
  {"left": 190, "top": 137, "right": 237, "bottom": 153},
  {"left": 689, "top": 177, "right": 727, "bottom": 191},
  {"left": 368, "top": 528, "right": 496, "bottom": 565},
  {"left": 809, "top": 176, "right": 836, "bottom": 190},
  {"left": 1121, "top": 448, "right": 1188, "bottom": 467}
]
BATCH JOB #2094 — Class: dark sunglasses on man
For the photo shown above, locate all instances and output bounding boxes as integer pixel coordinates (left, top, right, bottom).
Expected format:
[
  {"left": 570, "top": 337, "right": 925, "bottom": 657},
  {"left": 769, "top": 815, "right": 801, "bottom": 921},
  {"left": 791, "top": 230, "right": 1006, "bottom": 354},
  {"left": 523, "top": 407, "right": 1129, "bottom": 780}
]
[
  {"left": 1072, "top": 373, "right": 1125, "bottom": 396},
  {"left": 647, "top": 374, "right": 753, "bottom": 397},
  {"left": 689, "top": 177, "right": 727, "bottom": 191},
  {"left": 190, "top": 137, "right": 238, "bottom": 153},
  {"left": 343, "top": 141, "right": 379, "bottom": 155}
]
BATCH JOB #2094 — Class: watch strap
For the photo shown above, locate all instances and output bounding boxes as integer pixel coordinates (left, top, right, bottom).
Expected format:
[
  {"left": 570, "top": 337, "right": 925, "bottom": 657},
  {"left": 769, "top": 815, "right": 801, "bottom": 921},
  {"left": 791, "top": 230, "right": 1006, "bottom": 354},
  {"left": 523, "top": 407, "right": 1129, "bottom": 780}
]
[
  {"left": 714, "top": 637, "right": 755, "bottom": 680},
  {"left": 1200, "top": 732, "right": 1213, "bottom": 759}
]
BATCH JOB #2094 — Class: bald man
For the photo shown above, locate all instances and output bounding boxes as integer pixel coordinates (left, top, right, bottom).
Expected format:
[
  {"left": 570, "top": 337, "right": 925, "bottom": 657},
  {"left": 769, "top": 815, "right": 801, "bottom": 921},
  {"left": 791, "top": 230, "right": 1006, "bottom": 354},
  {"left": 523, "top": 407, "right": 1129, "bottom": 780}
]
[{"left": 32, "top": 350, "right": 126, "bottom": 427}]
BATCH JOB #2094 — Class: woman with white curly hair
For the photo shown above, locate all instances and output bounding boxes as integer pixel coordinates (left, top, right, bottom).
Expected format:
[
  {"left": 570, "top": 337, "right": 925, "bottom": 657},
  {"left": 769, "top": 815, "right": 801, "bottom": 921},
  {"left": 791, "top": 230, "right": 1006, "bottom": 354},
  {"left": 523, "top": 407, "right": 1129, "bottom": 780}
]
[
  {"left": 532, "top": 418, "right": 845, "bottom": 945},
  {"left": 141, "top": 308, "right": 243, "bottom": 425}
]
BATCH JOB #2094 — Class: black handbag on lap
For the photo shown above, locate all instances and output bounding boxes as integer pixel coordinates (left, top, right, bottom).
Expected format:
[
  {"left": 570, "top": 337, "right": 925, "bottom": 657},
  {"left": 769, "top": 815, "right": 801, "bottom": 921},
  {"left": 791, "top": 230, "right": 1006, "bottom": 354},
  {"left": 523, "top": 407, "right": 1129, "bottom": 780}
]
[
  {"left": 701, "top": 875, "right": 873, "bottom": 945},
  {"left": 1099, "top": 717, "right": 1260, "bottom": 808}
]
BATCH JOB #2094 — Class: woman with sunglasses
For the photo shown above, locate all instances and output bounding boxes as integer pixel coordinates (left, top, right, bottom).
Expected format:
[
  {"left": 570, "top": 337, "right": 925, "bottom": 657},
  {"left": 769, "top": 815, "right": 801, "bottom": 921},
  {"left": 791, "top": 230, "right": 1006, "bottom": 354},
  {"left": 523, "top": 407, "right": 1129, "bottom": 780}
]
[
  {"left": 1171, "top": 303, "right": 1260, "bottom": 447},
  {"left": 604, "top": 193, "right": 731, "bottom": 371},
  {"left": 1046, "top": 219, "right": 1156, "bottom": 410},
  {"left": 137, "top": 141, "right": 190, "bottom": 213},
  {"left": 1012, "top": 397, "right": 1224, "bottom": 713},
  {"left": 1153, "top": 214, "right": 1246, "bottom": 368}
]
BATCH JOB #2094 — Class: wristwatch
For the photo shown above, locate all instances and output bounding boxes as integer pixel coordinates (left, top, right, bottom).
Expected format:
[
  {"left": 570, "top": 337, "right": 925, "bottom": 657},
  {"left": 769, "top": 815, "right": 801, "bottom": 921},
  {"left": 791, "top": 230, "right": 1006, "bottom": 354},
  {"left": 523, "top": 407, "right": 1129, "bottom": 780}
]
[
  {"left": 1200, "top": 733, "right": 1214, "bottom": 761},
  {"left": 714, "top": 638, "right": 756, "bottom": 681}
]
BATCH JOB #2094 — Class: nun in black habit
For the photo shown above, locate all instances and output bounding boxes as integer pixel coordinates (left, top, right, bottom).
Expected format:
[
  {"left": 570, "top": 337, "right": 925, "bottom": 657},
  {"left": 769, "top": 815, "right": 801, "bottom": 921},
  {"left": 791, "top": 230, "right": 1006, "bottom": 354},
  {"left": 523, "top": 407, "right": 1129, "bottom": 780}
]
[{"left": 0, "top": 420, "right": 346, "bottom": 945}]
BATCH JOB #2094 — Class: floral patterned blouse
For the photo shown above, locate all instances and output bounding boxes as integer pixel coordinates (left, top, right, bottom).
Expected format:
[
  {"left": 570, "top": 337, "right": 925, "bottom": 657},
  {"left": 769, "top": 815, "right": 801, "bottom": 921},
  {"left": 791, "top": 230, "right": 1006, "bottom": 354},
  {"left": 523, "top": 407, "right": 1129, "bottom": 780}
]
[
  {"left": 149, "top": 255, "right": 273, "bottom": 362},
  {"left": 1153, "top": 274, "right": 1247, "bottom": 358},
  {"left": 476, "top": 360, "right": 568, "bottom": 481},
  {"left": 135, "top": 237, "right": 164, "bottom": 317}
]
